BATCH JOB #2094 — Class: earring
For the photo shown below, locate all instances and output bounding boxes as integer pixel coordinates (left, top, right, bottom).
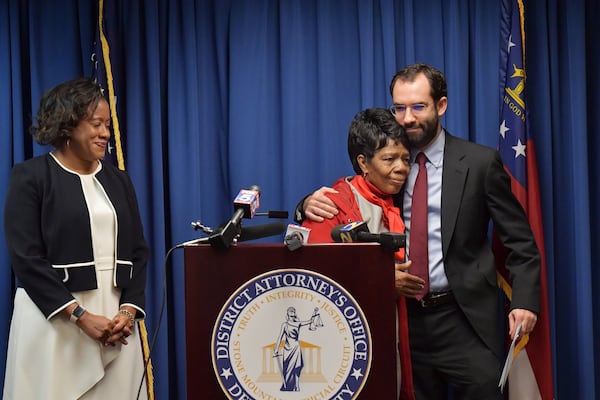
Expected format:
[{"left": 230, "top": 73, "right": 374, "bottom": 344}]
[{"left": 66, "top": 138, "right": 71, "bottom": 147}]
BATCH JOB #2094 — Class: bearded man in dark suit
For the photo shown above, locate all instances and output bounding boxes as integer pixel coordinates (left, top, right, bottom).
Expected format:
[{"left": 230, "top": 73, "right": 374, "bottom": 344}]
[{"left": 296, "top": 63, "right": 540, "bottom": 400}]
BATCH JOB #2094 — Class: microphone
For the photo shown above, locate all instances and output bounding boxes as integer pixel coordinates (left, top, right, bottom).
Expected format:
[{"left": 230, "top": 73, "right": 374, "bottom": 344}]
[
  {"left": 330, "top": 221, "right": 406, "bottom": 252},
  {"left": 231, "top": 185, "right": 261, "bottom": 226},
  {"left": 211, "top": 185, "right": 261, "bottom": 249},
  {"left": 284, "top": 224, "right": 311, "bottom": 251},
  {"left": 254, "top": 210, "right": 289, "bottom": 219},
  {"left": 179, "top": 222, "right": 286, "bottom": 248},
  {"left": 237, "top": 222, "right": 287, "bottom": 242}
]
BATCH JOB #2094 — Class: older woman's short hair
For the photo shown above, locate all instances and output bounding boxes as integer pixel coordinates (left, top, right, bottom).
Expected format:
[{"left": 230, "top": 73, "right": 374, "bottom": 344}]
[{"left": 347, "top": 108, "right": 409, "bottom": 175}]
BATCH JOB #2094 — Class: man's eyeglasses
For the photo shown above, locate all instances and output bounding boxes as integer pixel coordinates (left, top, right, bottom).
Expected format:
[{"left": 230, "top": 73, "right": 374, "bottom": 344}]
[{"left": 389, "top": 103, "right": 429, "bottom": 116}]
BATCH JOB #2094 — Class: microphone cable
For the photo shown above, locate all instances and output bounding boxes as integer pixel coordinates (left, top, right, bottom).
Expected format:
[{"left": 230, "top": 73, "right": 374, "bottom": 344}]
[{"left": 136, "top": 243, "right": 183, "bottom": 400}]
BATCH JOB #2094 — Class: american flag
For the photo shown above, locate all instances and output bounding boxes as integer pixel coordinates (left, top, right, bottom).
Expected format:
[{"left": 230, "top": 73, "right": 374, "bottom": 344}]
[{"left": 497, "top": 0, "right": 554, "bottom": 399}]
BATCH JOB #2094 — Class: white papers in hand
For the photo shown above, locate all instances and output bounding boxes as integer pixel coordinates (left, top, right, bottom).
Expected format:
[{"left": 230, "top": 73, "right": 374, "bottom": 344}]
[{"left": 498, "top": 322, "right": 522, "bottom": 392}]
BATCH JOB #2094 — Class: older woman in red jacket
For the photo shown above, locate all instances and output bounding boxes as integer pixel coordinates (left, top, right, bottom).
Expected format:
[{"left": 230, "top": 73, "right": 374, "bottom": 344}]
[{"left": 301, "top": 107, "right": 417, "bottom": 400}]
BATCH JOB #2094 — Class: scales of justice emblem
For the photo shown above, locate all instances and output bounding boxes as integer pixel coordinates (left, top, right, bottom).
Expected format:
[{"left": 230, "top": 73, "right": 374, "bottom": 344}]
[
  {"left": 272, "top": 307, "right": 324, "bottom": 391},
  {"left": 211, "top": 269, "right": 372, "bottom": 400}
]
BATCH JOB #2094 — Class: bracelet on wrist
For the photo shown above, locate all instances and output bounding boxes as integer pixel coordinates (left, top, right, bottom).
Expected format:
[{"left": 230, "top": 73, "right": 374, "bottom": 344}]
[{"left": 119, "top": 309, "right": 135, "bottom": 324}]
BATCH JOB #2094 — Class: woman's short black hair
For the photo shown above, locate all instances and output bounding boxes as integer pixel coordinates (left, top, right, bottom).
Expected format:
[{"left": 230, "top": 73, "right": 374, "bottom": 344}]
[
  {"left": 347, "top": 108, "right": 409, "bottom": 174},
  {"left": 30, "top": 77, "right": 105, "bottom": 147}
]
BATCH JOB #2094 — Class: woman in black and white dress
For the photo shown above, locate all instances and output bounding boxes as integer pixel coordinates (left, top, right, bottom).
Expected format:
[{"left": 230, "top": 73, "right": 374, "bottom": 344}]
[{"left": 3, "top": 78, "right": 150, "bottom": 399}]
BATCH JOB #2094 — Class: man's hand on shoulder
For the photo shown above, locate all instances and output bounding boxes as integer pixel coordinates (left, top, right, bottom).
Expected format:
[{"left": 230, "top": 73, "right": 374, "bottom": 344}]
[{"left": 304, "top": 186, "right": 339, "bottom": 222}]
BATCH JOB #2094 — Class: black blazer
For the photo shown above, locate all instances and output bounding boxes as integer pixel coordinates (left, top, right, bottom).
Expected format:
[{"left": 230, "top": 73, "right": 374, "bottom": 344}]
[
  {"left": 403, "top": 132, "right": 541, "bottom": 356},
  {"left": 4, "top": 154, "right": 149, "bottom": 319}
]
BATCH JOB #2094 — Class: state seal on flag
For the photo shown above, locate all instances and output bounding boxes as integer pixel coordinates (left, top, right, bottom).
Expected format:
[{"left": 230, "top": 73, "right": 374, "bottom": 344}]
[{"left": 211, "top": 268, "right": 372, "bottom": 399}]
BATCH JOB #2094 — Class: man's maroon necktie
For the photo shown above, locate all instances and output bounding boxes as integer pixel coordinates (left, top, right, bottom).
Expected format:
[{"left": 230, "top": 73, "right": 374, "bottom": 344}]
[{"left": 410, "top": 152, "right": 429, "bottom": 300}]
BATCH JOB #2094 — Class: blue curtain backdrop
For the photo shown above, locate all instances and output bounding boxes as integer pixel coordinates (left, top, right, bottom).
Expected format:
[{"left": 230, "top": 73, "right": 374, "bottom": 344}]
[{"left": 1, "top": 0, "right": 598, "bottom": 398}]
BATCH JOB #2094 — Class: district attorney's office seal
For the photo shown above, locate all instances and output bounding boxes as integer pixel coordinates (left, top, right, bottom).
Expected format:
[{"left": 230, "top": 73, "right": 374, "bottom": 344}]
[{"left": 211, "top": 268, "right": 373, "bottom": 399}]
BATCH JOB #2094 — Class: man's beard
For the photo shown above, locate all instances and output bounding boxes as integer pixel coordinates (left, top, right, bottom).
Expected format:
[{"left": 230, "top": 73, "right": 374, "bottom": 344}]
[{"left": 404, "top": 112, "right": 439, "bottom": 149}]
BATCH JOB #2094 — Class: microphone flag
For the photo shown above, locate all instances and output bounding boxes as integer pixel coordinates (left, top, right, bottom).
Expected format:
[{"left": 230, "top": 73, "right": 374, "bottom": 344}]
[
  {"left": 233, "top": 186, "right": 260, "bottom": 219},
  {"left": 284, "top": 224, "right": 311, "bottom": 251}
]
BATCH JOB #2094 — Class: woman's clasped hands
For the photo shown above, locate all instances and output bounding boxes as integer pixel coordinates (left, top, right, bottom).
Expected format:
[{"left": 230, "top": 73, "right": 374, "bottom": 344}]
[{"left": 75, "top": 309, "right": 134, "bottom": 347}]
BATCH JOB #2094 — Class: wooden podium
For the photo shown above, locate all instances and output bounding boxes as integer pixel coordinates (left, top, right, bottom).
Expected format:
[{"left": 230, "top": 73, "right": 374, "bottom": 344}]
[{"left": 184, "top": 243, "right": 398, "bottom": 399}]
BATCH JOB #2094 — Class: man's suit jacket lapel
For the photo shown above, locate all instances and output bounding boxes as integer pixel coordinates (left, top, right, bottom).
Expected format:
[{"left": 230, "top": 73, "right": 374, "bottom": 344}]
[{"left": 441, "top": 133, "right": 468, "bottom": 259}]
